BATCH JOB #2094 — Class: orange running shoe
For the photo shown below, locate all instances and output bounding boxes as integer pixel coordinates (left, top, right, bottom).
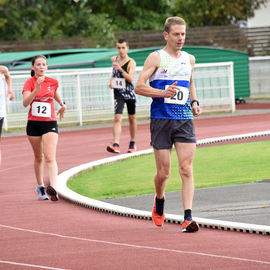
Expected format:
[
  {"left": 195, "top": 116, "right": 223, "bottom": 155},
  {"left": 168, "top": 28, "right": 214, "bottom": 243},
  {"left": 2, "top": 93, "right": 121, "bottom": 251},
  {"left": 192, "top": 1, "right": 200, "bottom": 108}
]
[
  {"left": 152, "top": 197, "right": 165, "bottom": 227},
  {"left": 106, "top": 143, "right": 120, "bottom": 153},
  {"left": 128, "top": 141, "right": 136, "bottom": 153},
  {"left": 181, "top": 219, "right": 199, "bottom": 232}
]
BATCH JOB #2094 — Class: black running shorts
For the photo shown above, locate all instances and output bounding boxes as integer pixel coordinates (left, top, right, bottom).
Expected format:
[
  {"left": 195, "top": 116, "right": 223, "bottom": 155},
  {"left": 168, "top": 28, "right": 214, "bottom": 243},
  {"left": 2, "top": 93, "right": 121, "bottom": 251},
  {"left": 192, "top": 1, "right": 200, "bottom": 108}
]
[
  {"left": 114, "top": 99, "right": 136, "bottom": 115},
  {"left": 0, "top": 117, "right": 3, "bottom": 139},
  {"left": 26, "top": 121, "right": 58, "bottom": 136},
  {"left": 150, "top": 119, "right": 196, "bottom": 149}
]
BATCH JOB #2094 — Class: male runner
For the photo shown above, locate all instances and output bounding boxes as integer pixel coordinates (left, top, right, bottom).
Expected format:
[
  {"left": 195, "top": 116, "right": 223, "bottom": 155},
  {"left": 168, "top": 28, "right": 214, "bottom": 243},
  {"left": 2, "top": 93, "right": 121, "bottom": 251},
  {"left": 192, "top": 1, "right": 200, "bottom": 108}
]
[
  {"left": 0, "top": 65, "right": 15, "bottom": 167},
  {"left": 107, "top": 39, "right": 137, "bottom": 153},
  {"left": 135, "top": 17, "right": 202, "bottom": 232}
]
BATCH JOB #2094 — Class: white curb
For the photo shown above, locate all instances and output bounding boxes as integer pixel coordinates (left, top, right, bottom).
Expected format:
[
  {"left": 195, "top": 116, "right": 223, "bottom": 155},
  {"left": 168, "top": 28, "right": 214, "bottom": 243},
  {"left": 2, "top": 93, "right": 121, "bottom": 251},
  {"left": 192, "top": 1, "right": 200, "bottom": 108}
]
[{"left": 57, "top": 131, "right": 270, "bottom": 235}]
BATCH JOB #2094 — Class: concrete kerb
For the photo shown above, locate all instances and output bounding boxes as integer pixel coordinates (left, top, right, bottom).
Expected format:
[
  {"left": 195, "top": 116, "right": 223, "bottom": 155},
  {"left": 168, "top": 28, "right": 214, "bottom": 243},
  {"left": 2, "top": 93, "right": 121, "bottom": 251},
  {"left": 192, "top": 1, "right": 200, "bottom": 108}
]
[{"left": 57, "top": 131, "right": 270, "bottom": 235}]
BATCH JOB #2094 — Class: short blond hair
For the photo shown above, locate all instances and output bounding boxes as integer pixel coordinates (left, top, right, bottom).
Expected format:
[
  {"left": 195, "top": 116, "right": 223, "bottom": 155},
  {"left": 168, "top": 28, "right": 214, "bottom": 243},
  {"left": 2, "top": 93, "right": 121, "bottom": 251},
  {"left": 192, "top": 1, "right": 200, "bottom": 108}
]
[{"left": 164, "top": 17, "right": 186, "bottom": 33}]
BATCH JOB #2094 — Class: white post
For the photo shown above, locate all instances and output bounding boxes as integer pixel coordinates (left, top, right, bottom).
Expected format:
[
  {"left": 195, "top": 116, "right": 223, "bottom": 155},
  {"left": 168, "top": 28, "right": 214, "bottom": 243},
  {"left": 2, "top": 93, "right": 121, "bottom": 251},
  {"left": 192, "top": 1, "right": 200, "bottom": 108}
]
[
  {"left": 229, "top": 62, "right": 236, "bottom": 112},
  {"left": 76, "top": 74, "right": 83, "bottom": 126}
]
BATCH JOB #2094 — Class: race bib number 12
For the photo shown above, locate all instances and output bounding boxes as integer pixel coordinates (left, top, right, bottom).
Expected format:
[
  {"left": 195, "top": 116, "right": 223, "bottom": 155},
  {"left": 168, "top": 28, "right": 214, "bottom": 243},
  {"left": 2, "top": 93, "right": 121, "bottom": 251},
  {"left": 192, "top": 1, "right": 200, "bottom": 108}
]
[
  {"left": 164, "top": 85, "right": 189, "bottom": 105},
  {"left": 32, "top": 102, "right": 51, "bottom": 118}
]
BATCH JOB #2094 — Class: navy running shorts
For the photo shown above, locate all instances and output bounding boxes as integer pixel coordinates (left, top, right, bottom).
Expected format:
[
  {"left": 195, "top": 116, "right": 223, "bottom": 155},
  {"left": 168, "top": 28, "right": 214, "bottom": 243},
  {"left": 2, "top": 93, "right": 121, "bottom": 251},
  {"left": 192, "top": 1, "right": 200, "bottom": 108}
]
[
  {"left": 0, "top": 117, "right": 3, "bottom": 139},
  {"left": 150, "top": 119, "right": 196, "bottom": 149},
  {"left": 26, "top": 121, "right": 58, "bottom": 136},
  {"left": 114, "top": 99, "right": 136, "bottom": 115}
]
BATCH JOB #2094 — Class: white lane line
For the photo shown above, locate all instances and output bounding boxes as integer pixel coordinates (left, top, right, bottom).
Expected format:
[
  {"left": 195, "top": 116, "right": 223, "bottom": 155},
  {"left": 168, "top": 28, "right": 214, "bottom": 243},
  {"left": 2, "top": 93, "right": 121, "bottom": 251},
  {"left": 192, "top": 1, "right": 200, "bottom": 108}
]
[
  {"left": 0, "top": 259, "right": 69, "bottom": 270},
  {"left": 0, "top": 163, "right": 32, "bottom": 173},
  {"left": 1, "top": 224, "right": 270, "bottom": 266}
]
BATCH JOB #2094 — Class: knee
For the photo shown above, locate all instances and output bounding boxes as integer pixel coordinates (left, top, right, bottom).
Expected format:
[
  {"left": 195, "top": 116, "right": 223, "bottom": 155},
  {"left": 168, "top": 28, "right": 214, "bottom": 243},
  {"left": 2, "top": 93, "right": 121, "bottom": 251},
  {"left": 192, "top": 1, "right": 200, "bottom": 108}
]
[
  {"left": 114, "top": 115, "right": 122, "bottom": 124},
  {"left": 34, "top": 154, "right": 44, "bottom": 164},
  {"left": 128, "top": 115, "right": 136, "bottom": 124},
  {"left": 179, "top": 164, "right": 193, "bottom": 179},
  {"left": 44, "top": 155, "right": 55, "bottom": 164},
  {"left": 156, "top": 168, "right": 170, "bottom": 182}
]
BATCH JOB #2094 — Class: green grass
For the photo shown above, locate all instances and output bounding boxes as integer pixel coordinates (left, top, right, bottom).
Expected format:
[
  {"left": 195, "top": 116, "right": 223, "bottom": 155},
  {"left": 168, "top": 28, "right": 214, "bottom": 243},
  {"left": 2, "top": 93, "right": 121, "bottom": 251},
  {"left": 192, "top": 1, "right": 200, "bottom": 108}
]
[{"left": 68, "top": 141, "right": 270, "bottom": 200}]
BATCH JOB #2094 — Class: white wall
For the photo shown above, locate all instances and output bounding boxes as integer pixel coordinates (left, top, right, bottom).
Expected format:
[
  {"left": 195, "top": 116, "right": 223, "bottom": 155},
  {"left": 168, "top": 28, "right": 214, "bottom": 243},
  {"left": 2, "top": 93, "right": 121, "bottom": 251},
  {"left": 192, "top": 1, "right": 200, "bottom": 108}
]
[
  {"left": 247, "top": 0, "right": 270, "bottom": 27},
  {"left": 249, "top": 56, "right": 270, "bottom": 97}
]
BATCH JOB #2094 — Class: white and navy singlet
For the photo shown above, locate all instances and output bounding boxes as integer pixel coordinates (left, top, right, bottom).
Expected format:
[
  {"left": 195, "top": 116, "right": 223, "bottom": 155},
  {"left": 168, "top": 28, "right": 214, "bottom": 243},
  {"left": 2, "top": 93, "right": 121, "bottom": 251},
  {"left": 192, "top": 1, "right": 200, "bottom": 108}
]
[{"left": 149, "top": 49, "right": 193, "bottom": 120}]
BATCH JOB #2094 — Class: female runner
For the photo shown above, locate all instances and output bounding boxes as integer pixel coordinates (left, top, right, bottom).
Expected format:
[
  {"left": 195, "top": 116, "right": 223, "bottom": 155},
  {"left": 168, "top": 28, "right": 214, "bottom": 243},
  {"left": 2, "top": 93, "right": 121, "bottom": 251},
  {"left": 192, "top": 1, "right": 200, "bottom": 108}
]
[{"left": 23, "top": 55, "right": 66, "bottom": 201}]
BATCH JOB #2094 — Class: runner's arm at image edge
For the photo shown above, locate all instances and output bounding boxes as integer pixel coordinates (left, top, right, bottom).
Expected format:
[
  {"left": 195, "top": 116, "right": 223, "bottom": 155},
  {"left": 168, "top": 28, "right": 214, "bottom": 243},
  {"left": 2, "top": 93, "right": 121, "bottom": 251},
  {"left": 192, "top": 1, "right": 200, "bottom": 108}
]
[
  {"left": 188, "top": 54, "right": 201, "bottom": 117},
  {"left": 0, "top": 66, "right": 15, "bottom": 100}
]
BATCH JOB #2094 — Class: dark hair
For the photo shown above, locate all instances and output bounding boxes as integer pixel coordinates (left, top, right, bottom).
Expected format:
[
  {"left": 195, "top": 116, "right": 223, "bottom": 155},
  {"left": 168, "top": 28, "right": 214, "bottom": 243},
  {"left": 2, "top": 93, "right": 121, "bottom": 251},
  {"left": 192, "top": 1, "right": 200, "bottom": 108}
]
[
  {"left": 31, "top": 55, "right": 47, "bottom": 77},
  {"left": 117, "top": 39, "right": 129, "bottom": 46}
]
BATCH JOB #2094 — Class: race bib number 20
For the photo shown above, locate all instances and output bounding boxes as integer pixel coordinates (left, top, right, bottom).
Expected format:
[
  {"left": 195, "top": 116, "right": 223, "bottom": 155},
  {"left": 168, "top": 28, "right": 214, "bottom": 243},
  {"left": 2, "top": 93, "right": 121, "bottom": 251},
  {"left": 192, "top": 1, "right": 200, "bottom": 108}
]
[
  {"left": 32, "top": 102, "right": 51, "bottom": 118},
  {"left": 164, "top": 85, "right": 189, "bottom": 105}
]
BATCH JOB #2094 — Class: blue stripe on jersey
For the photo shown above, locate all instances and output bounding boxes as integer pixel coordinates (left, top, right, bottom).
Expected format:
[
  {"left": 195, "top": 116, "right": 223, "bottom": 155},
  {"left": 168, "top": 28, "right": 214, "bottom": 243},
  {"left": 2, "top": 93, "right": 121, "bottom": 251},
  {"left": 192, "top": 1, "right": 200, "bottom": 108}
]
[
  {"left": 150, "top": 79, "right": 193, "bottom": 120},
  {"left": 150, "top": 79, "right": 190, "bottom": 90}
]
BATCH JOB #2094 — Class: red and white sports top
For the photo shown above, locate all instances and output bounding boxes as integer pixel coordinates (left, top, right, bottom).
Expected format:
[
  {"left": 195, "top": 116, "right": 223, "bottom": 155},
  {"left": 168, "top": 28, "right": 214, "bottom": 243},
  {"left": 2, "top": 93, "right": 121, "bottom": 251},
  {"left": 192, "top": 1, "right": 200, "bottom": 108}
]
[{"left": 23, "top": 76, "right": 58, "bottom": 121}]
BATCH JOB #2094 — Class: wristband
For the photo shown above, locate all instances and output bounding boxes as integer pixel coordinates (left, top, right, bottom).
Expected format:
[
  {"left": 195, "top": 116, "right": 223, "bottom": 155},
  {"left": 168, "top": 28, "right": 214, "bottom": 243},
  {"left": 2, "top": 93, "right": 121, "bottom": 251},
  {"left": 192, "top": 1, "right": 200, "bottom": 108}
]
[
  {"left": 191, "top": 99, "right": 199, "bottom": 107},
  {"left": 59, "top": 101, "right": 65, "bottom": 106}
]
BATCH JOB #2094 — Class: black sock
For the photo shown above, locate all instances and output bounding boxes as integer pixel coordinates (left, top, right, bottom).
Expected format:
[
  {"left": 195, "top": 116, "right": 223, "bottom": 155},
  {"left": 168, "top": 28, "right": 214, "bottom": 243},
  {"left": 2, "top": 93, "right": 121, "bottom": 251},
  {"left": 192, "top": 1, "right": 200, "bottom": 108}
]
[
  {"left": 129, "top": 141, "right": 135, "bottom": 148},
  {"left": 113, "top": 143, "right": 119, "bottom": 147},
  {"left": 156, "top": 197, "right": 165, "bottom": 216},
  {"left": 184, "top": 209, "right": 192, "bottom": 221}
]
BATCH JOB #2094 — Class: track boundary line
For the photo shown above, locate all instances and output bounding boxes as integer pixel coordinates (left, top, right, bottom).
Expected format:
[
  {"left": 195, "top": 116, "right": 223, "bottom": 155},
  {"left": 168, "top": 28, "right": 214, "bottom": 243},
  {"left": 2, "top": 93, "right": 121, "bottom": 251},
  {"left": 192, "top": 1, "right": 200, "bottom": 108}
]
[
  {"left": 0, "top": 259, "right": 70, "bottom": 270},
  {"left": 1, "top": 224, "right": 270, "bottom": 266},
  {"left": 56, "top": 131, "right": 270, "bottom": 235}
]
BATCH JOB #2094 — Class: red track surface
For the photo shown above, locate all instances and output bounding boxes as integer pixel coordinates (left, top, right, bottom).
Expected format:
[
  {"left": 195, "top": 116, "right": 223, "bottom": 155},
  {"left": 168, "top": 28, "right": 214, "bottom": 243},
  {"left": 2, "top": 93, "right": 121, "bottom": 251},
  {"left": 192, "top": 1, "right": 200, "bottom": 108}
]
[{"left": 1, "top": 112, "right": 270, "bottom": 270}]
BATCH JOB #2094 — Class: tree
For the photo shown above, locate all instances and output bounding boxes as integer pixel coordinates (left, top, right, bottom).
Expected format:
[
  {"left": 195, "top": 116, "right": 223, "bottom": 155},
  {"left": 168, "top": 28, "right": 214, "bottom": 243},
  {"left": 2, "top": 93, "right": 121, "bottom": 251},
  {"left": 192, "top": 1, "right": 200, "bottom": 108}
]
[
  {"left": 174, "top": 0, "right": 268, "bottom": 27},
  {"left": 0, "top": 0, "right": 268, "bottom": 47}
]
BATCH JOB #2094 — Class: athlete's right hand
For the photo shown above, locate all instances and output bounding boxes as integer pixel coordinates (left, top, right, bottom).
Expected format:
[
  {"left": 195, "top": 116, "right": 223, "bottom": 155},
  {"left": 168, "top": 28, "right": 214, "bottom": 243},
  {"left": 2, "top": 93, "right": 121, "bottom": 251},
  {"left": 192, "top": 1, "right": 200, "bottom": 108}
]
[
  {"left": 113, "top": 62, "right": 121, "bottom": 72},
  {"left": 163, "top": 81, "right": 178, "bottom": 98},
  {"left": 8, "top": 90, "right": 15, "bottom": 101}
]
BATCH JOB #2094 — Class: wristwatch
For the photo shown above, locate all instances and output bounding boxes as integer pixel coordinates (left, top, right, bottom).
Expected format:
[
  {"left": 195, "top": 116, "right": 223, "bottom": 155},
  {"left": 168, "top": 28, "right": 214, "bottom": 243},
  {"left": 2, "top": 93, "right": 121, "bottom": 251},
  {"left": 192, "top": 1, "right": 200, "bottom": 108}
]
[
  {"left": 59, "top": 101, "right": 65, "bottom": 106},
  {"left": 191, "top": 100, "right": 199, "bottom": 107}
]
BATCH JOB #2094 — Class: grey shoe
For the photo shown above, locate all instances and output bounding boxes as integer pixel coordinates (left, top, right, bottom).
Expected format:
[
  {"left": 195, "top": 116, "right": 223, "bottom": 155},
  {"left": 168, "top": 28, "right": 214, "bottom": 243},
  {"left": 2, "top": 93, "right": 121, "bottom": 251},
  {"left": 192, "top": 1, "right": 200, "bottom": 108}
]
[{"left": 36, "top": 186, "right": 49, "bottom": 200}]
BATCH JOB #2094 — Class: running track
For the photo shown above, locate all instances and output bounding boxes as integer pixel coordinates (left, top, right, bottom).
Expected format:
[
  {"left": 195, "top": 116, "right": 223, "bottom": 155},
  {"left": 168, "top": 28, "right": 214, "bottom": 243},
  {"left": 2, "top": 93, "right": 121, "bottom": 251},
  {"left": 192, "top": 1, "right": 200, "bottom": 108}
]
[{"left": 1, "top": 111, "right": 270, "bottom": 270}]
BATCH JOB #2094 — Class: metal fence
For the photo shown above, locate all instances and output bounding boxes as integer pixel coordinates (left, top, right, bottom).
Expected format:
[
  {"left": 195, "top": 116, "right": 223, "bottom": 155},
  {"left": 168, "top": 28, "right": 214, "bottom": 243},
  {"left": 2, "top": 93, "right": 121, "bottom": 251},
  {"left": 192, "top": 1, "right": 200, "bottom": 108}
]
[{"left": 2, "top": 62, "right": 234, "bottom": 130}]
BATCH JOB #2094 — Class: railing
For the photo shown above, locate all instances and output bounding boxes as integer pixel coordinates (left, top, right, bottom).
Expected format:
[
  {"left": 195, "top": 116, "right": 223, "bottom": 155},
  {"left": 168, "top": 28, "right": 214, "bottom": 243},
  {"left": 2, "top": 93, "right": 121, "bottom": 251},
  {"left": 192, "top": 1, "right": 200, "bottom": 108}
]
[{"left": 2, "top": 62, "right": 234, "bottom": 130}]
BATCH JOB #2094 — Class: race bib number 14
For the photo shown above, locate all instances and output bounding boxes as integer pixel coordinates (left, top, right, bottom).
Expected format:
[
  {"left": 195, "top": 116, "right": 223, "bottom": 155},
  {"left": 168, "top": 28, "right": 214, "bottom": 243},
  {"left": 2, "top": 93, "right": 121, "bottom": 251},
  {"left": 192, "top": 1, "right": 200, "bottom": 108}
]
[
  {"left": 164, "top": 85, "right": 189, "bottom": 105},
  {"left": 113, "top": 78, "right": 126, "bottom": 89},
  {"left": 32, "top": 102, "right": 51, "bottom": 118}
]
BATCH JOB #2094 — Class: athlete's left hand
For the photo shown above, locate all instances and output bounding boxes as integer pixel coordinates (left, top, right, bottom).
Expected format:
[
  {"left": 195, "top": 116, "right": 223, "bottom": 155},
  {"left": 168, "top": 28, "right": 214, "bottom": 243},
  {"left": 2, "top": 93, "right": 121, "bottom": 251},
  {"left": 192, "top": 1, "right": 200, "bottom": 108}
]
[
  {"left": 57, "top": 104, "right": 66, "bottom": 121},
  {"left": 192, "top": 104, "right": 202, "bottom": 117}
]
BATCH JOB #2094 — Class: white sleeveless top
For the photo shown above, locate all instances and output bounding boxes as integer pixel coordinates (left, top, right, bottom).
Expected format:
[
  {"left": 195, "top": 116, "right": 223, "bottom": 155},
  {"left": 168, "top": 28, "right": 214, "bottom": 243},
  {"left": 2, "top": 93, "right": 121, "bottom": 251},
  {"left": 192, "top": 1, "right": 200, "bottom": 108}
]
[
  {"left": 0, "top": 75, "right": 6, "bottom": 118},
  {"left": 149, "top": 49, "right": 193, "bottom": 120}
]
